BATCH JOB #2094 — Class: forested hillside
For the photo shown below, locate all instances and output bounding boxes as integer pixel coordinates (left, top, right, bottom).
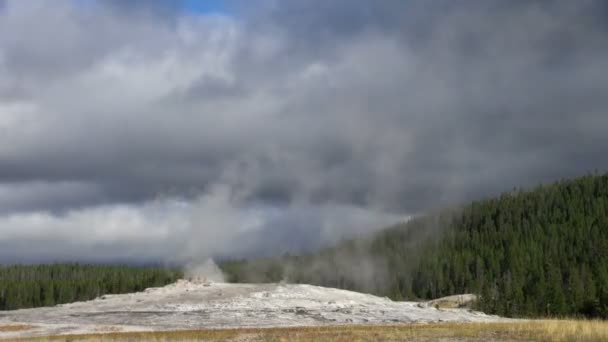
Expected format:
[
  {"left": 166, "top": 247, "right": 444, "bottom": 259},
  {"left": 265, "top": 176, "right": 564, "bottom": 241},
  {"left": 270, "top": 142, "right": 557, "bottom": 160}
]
[
  {"left": 0, "top": 264, "right": 182, "bottom": 310},
  {"left": 221, "top": 173, "right": 608, "bottom": 318}
]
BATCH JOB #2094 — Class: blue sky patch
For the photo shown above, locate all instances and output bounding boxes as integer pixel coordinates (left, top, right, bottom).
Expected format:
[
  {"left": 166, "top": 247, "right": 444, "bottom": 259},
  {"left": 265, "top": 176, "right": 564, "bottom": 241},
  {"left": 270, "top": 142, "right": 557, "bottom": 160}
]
[{"left": 182, "top": 0, "right": 225, "bottom": 14}]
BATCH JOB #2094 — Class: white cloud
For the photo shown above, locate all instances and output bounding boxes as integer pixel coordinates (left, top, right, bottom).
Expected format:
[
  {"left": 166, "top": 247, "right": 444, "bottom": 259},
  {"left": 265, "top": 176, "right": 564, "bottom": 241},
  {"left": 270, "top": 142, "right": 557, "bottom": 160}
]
[{"left": 0, "top": 0, "right": 607, "bottom": 262}]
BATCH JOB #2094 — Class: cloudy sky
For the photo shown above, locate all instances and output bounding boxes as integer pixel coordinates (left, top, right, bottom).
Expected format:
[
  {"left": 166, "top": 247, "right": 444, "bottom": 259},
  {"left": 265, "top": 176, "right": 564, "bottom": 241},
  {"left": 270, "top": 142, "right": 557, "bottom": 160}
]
[{"left": 1, "top": 0, "right": 607, "bottom": 264}]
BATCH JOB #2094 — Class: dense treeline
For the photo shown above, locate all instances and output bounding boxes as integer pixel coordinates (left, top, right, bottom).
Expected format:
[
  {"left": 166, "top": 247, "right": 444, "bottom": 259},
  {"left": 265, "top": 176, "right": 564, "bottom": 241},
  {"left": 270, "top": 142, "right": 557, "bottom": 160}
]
[
  {"left": 221, "top": 173, "right": 608, "bottom": 318},
  {"left": 0, "top": 264, "right": 182, "bottom": 310},
  {"left": 414, "top": 173, "right": 608, "bottom": 318}
]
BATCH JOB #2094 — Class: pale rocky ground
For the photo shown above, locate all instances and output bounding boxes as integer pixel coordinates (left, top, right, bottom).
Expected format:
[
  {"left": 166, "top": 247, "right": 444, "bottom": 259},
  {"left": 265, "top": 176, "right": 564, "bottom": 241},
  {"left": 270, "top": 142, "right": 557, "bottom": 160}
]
[{"left": 0, "top": 280, "right": 506, "bottom": 339}]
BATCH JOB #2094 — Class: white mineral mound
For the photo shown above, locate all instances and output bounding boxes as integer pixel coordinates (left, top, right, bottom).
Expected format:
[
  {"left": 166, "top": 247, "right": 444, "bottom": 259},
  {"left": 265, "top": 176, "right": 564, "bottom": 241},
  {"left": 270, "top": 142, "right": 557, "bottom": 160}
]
[{"left": 0, "top": 281, "right": 507, "bottom": 339}]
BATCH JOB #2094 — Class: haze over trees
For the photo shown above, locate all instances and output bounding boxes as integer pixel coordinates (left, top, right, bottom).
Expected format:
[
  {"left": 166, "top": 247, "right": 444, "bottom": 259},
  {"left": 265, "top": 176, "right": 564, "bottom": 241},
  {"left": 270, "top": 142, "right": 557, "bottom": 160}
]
[
  {"left": 222, "top": 173, "right": 608, "bottom": 318},
  {"left": 2, "top": 173, "right": 606, "bottom": 318}
]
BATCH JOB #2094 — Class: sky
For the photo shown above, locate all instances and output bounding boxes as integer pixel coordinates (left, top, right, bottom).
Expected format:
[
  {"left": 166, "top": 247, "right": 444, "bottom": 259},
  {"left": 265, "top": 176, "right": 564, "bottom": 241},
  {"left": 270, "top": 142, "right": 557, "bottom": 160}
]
[
  {"left": 0, "top": 0, "right": 607, "bottom": 264},
  {"left": 182, "top": 0, "right": 225, "bottom": 13}
]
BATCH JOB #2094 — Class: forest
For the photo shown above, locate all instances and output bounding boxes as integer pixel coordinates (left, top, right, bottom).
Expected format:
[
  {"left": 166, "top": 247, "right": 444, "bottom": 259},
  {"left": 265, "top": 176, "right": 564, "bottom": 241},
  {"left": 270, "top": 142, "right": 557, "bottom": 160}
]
[
  {"left": 221, "top": 173, "right": 608, "bottom": 318},
  {"left": 0, "top": 264, "right": 181, "bottom": 310}
]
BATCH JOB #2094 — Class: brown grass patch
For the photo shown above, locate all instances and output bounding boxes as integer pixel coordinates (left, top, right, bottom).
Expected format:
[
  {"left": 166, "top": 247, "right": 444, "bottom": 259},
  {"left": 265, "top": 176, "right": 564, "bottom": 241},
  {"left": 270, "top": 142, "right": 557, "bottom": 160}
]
[{"left": 0, "top": 325, "right": 35, "bottom": 333}]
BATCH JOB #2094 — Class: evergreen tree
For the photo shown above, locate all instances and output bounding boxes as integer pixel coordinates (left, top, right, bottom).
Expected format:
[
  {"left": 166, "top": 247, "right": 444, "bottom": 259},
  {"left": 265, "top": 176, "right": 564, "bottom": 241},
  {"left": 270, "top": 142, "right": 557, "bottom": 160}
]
[{"left": 0, "top": 264, "right": 182, "bottom": 311}]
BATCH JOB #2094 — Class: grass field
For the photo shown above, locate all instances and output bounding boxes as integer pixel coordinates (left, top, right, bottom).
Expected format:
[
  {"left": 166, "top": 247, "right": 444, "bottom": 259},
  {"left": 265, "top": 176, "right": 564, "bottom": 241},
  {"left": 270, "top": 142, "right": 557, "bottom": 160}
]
[{"left": 2, "top": 320, "right": 608, "bottom": 342}]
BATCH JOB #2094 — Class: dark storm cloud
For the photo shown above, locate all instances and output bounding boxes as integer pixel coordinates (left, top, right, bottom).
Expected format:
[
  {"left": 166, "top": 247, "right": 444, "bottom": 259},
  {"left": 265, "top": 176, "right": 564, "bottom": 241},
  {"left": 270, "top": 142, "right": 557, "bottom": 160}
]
[
  {"left": 261, "top": 0, "right": 608, "bottom": 209},
  {"left": 0, "top": 0, "right": 608, "bottom": 261}
]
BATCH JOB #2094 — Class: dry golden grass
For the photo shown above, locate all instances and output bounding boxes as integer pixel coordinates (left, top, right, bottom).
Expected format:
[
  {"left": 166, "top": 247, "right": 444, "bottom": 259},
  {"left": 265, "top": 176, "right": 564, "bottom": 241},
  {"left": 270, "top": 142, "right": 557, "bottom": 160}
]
[{"left": 2, "top": 320, "right": 608, "bottom": 341}]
